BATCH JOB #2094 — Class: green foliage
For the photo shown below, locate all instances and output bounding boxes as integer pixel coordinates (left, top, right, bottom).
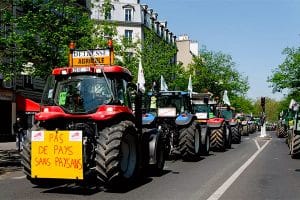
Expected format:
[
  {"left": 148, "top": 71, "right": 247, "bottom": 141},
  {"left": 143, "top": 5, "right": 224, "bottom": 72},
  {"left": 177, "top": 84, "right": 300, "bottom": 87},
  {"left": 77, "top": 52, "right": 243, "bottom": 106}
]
[
  {"left": 187, "top": 47, "right": 249, "bottom": 98},
  {"left": 268, "top": 47, "right": 300, "bottom": 93},
  {"left": 252, "top": 97, "right": 280, "bottom": 122},
  {"left": 230, "top": 95, "right": 254, "bottom": 114},
  {"left": 141, "top": 28, "right": 181, "bottom": 90},
  {"left": 0, "top": 0, "right": 94, "bottom": 79}
]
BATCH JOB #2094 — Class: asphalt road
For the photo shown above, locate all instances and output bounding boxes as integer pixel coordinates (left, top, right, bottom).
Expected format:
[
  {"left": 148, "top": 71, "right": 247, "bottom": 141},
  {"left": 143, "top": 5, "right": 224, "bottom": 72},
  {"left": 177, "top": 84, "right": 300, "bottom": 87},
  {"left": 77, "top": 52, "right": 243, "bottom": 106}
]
[{"left": 1, "top": 131, "right": 299, "bottom": 200}]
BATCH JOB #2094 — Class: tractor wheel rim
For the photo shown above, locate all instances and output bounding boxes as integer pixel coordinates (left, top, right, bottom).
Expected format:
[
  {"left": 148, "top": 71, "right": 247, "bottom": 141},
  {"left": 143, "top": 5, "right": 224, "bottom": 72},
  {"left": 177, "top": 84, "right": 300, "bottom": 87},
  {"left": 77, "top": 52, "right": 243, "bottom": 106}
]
[
  {"left": 195, "top": 130, "right": 200, "bottom": 154},
  {"left": 206, "top": 134, "right": 210, "bottom": 152},
  {"left": 120, "top": 134, "right": 137, "bottom": 178}
]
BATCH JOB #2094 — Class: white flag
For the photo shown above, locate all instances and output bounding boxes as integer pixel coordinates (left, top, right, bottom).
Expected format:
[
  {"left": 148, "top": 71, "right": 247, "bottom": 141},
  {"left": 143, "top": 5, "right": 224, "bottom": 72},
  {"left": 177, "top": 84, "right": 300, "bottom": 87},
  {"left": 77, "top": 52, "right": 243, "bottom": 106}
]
[
  {"left": 188, "top": 75, "right": 193, "bottom": 94},
  {"left": 223, "top": 90, "right": 231, "bottom": 106},
  {"left": 160, "top": 75, "right": 168, "bottom": 91},
  {"left": 137, "top": 62, "right": 145, "bottom": 93},
  {"left": 289, "top": 99, "right": 296, "bottom": 109}
]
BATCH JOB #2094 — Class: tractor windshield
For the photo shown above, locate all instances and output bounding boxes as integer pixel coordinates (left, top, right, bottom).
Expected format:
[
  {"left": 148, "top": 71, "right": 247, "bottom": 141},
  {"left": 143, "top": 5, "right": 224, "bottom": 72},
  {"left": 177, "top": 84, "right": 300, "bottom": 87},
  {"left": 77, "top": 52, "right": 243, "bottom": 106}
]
[
  {"left": 193, "top": 104, "right": 210, "bottom": 113},
  {"left": 156, "top": 95, "right": 188, "bottom": 114},
  {"left": 53, "top": 76, "right": 112, "bottom": 113}
]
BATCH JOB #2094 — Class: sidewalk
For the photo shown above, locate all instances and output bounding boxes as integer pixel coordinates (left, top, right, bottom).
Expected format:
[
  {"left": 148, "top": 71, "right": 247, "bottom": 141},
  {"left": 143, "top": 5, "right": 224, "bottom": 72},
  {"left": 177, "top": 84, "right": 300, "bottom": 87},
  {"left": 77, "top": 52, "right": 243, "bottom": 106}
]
[{"left": 0, "top": 142, "right": 21, "bottom": 168}]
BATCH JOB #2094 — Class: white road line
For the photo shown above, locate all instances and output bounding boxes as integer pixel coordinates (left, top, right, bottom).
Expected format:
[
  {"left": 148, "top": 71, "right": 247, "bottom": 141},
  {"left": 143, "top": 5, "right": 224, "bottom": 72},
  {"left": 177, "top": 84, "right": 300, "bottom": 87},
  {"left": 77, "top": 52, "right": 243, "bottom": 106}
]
[
  {"left": 206, "top": 139, "right": 271, "bottom": 200},
  {"left": 11, "top": 175, "right": 26, "bottom": 180},
  {"left": 254, "top": 139, "right": 261, "bottom": 150}
]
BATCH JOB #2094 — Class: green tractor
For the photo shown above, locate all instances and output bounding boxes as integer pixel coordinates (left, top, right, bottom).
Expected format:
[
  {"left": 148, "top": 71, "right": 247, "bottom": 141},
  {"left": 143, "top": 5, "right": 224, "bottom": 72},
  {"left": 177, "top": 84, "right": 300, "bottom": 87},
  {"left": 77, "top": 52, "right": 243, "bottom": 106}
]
[
  {"left": 286, "top": 101, "right": 300, "bottom": 158},
  {"left": 277, "top": 109, "right": 292, "bottom": 138}
]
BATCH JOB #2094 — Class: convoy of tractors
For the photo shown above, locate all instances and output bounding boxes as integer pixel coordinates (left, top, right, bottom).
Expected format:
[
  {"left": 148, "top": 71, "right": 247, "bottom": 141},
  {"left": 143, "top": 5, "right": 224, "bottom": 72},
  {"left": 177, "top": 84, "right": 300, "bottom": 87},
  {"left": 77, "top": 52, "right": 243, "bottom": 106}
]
[{"left": 20, "top": 42, "right": 264, "bottom": 189}]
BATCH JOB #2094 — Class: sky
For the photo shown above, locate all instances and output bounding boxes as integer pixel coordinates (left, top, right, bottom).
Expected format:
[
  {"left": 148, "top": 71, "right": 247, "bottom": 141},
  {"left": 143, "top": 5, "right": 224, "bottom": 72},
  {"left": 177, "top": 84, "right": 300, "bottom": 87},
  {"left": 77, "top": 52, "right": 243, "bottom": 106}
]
[{"left": 141, "top": 0, "right": 300, "bottom": 101}]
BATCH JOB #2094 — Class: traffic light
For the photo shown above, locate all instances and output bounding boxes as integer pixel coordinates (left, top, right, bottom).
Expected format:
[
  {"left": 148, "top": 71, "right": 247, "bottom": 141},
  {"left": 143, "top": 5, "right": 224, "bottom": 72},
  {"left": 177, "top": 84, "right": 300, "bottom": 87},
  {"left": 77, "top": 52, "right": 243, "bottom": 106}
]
[{"left": 261, "top": 97, "right": 265, "bottom": 112}]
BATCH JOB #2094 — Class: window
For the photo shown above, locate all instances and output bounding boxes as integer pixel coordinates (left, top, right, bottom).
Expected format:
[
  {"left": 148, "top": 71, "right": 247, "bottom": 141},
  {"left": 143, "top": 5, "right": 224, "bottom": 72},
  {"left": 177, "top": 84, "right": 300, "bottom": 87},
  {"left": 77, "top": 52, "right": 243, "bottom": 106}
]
[
  {"left": 125, "top": 30, "right": 133, "bottom": 41},
  {"left": 105, "top": 10, "right": 111, "bottom": 20},
  {"left": 23, "top": 75, "right": 33, "bottom": 88},
  {"left": 125, "top": 8, "right": 132, "bottom": 21}
]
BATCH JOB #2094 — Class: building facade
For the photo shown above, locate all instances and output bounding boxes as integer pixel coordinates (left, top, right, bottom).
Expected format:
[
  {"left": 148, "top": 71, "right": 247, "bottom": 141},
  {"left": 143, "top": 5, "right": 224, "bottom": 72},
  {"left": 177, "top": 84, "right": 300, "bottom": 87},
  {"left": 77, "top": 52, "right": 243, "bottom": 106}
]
[
  {"left": 176, "top": 34, "right": 199, "bottom": 70},
  {"left": 91, "top": 0, "right": 177, "bottom": 57}
]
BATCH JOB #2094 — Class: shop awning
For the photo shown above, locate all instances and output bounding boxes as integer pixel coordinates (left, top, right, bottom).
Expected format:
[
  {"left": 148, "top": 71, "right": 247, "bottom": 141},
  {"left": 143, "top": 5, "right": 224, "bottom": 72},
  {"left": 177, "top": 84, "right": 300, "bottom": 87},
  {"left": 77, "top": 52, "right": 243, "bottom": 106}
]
[{"left": 16, "top": 95, "right": 40, "bottom": 112}]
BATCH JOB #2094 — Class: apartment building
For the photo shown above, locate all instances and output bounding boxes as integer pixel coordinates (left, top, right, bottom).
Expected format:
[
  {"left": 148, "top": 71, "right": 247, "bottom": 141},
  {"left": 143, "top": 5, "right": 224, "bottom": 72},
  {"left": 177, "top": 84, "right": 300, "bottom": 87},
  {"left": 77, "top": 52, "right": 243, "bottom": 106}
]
[
  {"left": 176, "top": 34, "right": 199, "bottom": 70},
  {"left": 91, "top": 0, "right": 177, "bottom": 55}
]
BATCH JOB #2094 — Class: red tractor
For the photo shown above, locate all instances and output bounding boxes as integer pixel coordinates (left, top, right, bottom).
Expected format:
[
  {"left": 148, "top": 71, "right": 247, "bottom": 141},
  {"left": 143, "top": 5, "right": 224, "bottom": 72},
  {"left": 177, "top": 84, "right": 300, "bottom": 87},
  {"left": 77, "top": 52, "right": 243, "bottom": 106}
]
[{"left": 21, "top": 42, "right": 165, "bottom": 188}]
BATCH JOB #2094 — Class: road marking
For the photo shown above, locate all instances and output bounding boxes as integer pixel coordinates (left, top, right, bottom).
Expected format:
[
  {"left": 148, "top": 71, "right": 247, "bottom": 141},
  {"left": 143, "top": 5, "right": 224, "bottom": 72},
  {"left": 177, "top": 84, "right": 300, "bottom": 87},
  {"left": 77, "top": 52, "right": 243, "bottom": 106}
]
[
  {"left": 206, "top": 139, "right": 271, "bottom": 200},
  {"left": 254, "top": 139, "right": 261, "bottom": 150},
  {"left": 12, "top": 175, "right": 26, "bottom": 180}
]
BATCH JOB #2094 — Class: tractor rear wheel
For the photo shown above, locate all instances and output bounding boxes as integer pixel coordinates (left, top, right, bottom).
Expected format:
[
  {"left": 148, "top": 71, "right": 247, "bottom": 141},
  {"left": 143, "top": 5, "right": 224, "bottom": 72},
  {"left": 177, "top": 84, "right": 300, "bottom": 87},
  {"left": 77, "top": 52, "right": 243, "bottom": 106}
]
[
  {"left": 200, "top": 129, "right": 210, "bottom": 156},
  {"left": 210, "top": 128, "right": 226, "bottom": 152},
  {"left": 22, "top": 131, "right": 32, "bottom": 178},
  {"left": 231, "top": 126, "right": 241, "bottom": 144},
  {"left": 225, "top": 126, "right": 232, "bottom": 149},
  {"left": 148, "top": 131, "right": 165, "bottom": 175},
  {"left": 21, "top": 128, "right": 56, "bottom": 186},
  {"left": 241, "top": 125, "right": 249, "bottom": 136},
  {"left": 277, "top": 126, "right": 286, "bottom": 138},
  {"left": 95, "top": 121, "right": 139, "bottom": 186},
  {"left": 291, "top": 134, "right": 300, "bottom": 159},
  {"left": 178, "top": 122, "right": 200, "bottom": 160}
]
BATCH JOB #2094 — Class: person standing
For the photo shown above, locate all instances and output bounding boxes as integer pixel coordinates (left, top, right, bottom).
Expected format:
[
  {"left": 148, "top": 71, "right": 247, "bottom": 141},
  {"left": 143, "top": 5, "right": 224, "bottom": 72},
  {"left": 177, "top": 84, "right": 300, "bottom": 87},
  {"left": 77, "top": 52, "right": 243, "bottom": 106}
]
[{"left": 13, "top": 117, "right": 25, "bottom": 152}]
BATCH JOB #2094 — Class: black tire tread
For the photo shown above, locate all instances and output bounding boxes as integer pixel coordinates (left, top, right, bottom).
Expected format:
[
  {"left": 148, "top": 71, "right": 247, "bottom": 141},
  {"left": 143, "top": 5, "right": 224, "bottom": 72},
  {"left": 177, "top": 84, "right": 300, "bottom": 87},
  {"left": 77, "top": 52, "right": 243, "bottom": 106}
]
[
  {"left": 178, "top": 122, "right": 199, "bottom": 160},
  {"left": 210, "top": 128, "right": 225, "bottom": 151},
  {"left": 95, "top": 120, "right": 137, "bottom": 185},
  {"left": 231, "top": 126, "right": 241, "bottom": 144}
]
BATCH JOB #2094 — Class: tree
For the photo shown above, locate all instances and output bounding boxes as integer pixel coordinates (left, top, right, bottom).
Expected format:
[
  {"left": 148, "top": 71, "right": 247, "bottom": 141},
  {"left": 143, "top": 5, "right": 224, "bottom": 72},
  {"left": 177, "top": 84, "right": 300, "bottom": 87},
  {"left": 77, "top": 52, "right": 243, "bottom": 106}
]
[
  {"left": 268, "top": 47, "right": 300, "bottom": 94},
  {"left": 0, "top": 0, "right": 94, "bottom": 79},
  {"left": 230, "top": 95, "right": 254, "bottom": 114},
  {"left": 187, "top": 47, "right": 249, "bottom": 99},
  {"left": 252, "top": 97, "right": 280, "bottom": 122}
]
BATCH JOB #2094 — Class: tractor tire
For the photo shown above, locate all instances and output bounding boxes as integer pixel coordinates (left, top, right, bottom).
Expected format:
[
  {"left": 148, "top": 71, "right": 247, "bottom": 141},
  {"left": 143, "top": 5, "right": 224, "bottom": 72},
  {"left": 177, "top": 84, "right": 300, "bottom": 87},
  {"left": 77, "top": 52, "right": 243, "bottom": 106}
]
[
  {"left": 210, "top": 128, "right": 226, "bottom": 152},
  {"left": 241, "top": 125, "right": 249, "bottom": 136},
  {"left": 21, "top": 128, "right": 55, "bottom": 186},
  {"left": 291, "top": 134, "right": 300, "bottom": 159},
  {"left": 231, "top": 126, "right": 241, "bottom": 144},
  {"left": 148, "top": 131, "right": 165, "bottom": 175},
  {"left": 200, "top": 128, "right": 210, "bottom": 156},
  {"left": 277, "top": 126, "right": 286, "bottom": 138},
  {"left": 225, "top": 126, "right": 232, "bottom": 149},
  {"left": 95, "top": 121, "right": 139, "bottom": 186},
  {"left": 22, "top": 131, "right": 32, "bottom": 178},
  {"left": 178, "top": 122, "right": 200, "bottom": 161}
]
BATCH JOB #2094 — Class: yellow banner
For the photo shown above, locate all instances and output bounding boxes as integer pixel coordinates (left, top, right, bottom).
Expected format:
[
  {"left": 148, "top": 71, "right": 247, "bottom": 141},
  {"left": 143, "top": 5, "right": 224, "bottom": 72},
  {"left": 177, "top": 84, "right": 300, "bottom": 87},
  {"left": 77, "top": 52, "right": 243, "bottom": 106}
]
[
  {"left": 72, "top": 56, "right": 112, "bottom": 66},
  {"left": 31, "top": 130, "right": 83, "bottom": 180},
  {"left": 71, "top": 49, "right": 114, "bottom": 66}
]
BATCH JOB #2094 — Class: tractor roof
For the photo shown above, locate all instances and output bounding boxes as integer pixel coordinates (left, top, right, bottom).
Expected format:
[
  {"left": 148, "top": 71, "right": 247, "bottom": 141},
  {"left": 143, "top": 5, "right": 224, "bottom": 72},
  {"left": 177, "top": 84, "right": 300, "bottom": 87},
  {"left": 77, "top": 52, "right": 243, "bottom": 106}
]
[{"left": 52, "top": 65, "right": 132, "bottom": 82}]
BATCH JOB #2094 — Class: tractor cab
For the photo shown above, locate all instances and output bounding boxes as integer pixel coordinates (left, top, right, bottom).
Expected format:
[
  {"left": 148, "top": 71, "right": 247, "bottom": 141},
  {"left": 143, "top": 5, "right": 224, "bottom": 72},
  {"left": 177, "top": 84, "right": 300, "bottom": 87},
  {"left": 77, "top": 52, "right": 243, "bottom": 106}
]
[
  {"left": 191, "top": 92, "right": 217, "bottom": 124},
  {"left": 143, "top": 91, "right": 192, "bottom": 126},
  {"left": 41, "top": 66, "right": 132, "bottom": 114}
]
